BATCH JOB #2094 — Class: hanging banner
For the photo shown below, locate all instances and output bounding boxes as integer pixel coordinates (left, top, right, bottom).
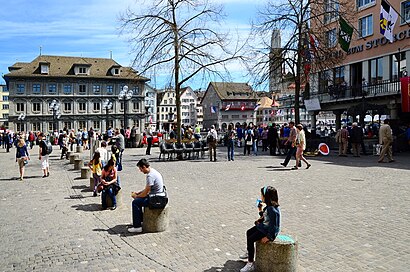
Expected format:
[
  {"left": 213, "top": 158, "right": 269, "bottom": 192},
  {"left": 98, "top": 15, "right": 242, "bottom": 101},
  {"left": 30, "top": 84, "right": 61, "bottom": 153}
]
[{"left": 401, "top": 76, "right": 410, "bottom": 113}]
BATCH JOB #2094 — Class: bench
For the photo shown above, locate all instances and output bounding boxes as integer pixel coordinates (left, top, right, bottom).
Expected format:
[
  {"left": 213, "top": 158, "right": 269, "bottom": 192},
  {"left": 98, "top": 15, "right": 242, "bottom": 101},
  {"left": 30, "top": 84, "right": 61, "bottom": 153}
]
[
  {"left": 143, "top": 206, "right": 169, "bottom": 233},
  {"left": 255, "top": 234, "right": 298, "bottom": 272}
]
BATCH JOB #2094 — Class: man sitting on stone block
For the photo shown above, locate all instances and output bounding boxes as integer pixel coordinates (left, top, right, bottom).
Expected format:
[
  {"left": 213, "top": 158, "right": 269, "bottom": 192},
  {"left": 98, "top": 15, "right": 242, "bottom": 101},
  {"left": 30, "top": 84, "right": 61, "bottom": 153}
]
[{"left": 128, "top": 159, "right": 164, "bottom": 233}]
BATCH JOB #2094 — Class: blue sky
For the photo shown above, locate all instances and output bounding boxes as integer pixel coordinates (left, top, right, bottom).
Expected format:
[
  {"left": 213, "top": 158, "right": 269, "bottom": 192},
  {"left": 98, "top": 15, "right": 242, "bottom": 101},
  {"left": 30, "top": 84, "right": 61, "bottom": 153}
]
[{"left": 0, "top": 0, "right": 265, "bottom": 90}]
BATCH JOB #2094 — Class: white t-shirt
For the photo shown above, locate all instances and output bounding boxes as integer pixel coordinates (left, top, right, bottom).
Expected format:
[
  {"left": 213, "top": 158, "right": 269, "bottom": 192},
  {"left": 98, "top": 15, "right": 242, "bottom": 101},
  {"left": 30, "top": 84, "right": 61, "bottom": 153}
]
[{"left": 146, "top": 168, "right": 164, "bottom": 194}]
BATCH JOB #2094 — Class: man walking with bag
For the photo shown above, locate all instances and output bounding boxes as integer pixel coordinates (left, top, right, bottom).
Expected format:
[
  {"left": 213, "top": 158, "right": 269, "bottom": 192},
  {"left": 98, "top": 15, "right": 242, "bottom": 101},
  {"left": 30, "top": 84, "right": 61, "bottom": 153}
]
[{"left": 128, "top": 159, "right": 165, "bottom": 233}]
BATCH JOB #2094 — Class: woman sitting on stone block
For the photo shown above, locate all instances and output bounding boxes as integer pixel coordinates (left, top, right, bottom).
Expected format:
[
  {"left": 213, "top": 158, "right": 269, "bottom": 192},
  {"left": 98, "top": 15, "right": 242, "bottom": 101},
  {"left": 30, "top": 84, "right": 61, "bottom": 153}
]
[
  {"left": 239, "top": 186, "right": 281, "bottom": 272},
  {"left": 100, "top": 158, "right": 118, "bottom": 210}
]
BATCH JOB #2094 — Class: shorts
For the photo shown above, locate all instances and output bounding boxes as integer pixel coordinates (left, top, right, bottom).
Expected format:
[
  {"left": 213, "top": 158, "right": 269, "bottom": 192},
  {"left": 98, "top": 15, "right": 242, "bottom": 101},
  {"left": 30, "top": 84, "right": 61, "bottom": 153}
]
[
  {"left": 17, "top": 157, "right": 27, "bottom": 168},
  {"left": 41, "top": 155, "right": 49, "bottom": 170}
]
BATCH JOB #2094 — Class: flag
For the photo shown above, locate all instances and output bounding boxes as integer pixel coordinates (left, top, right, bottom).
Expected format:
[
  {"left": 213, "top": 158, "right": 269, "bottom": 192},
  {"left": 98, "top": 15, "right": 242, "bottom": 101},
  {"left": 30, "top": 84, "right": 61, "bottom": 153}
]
[
  {"left": 240, "top": 105, "right": 245, "bottom": 111},
  {"left": 339, "top": 17, "right": 353, "bottom": 53},
  {"left": 380, "top": 0, "right": 398, "bottom": 43},
  {"left": 225, "top": 104, "right": 231, "bottom": 111},
  {"left": 210, "top": 106, "right": 217, "bottom": 113},
  {"left": 270, "top": 110, "right": 275, "bottom": 116},
  {"left": 254, "top": 104, "right": 260, "bottom": 111},
  {"left": 309, "top": 33, "right": 319, "bottom": 52}
]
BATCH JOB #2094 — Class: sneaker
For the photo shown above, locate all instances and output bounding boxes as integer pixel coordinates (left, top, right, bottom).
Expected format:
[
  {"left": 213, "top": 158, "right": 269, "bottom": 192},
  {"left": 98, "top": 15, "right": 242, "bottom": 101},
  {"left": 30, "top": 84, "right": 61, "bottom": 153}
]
[
  {"left": 280, "top": 162, "right": 286, "bottom": 167},
  {"left": 110, "top": 205, "right": 117, "bottom": 210},
  {"left": 128, "top": 227, "right": 142, "bottom": 233},
  {"left": 19, "top": 177, "right": 23, "bottom": 181},
  {"left": 42, "top": 175, "right": 47, "bottom": 178},
  {"left": 239, "top": 252, "right": 248, "bottom": 259},
  {"left": 240, "top": 262, "right": 255, "bottom": 272},
  {"left": 47, "top": 172, "right": 50, "bottom": 177},
  {"left": 93, "top": 191, "right": 97, "bottom": 197},
  {"left": 306, "top": 164, "right": 311, "bottom": 169}
]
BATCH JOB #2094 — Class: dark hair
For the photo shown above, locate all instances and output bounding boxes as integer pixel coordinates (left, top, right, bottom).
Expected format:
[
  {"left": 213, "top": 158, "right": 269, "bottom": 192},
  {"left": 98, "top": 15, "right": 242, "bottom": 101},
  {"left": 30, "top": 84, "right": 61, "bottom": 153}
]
[
  {"left": 289, "top": 121, "right": 295, "bottom": 125},
  {"left": 92, "top": 151, "right": 100, "bottom": 165},
  {"left": 101, "top": 141, "right": 107, "bottom": 147},
  {"left": 103, "top": 158, "right": 115, "bottom": 171},
  {"left": 261, "top": 186, "right": 279, "bottom": 207},
  {"left": 137, "top": 158, "right": 150, "bottom": 168}
]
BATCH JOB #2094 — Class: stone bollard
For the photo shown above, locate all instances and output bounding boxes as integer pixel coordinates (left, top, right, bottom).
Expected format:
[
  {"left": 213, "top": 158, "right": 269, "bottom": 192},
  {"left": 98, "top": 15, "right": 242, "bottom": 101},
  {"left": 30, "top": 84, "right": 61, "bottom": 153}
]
[
  {"left": 66, "top": 151, "right": 72, "bottom": 160},
  {"left": 255, "top": 234, "right": 298, "bottom": 272},
  {"left": 69, "top": 153, "right": 80, "bottom": 164},
  {"left": 74, "top": 158, "right": 84, "bottom": 170},
  {"left": 76, "top": 145, "right": 83, "bottom": 153},
  {"left": 81, "top": 167, "right": 91, "bottom": 179},
  {"left": 143, "top": 206, "right": 170, "bottom": 233},
  {"left": 90, "top": 177, "right": 95, "bottom": 191},
  {"left": 105, "top": 190, "right": 122, "bottom": 207}
]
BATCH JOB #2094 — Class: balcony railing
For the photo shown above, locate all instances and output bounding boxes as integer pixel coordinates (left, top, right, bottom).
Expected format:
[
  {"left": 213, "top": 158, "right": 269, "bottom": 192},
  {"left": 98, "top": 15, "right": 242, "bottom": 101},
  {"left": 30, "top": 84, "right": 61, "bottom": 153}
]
[{"left": 312, "top": 80, "right": 401, "bottom": 103}]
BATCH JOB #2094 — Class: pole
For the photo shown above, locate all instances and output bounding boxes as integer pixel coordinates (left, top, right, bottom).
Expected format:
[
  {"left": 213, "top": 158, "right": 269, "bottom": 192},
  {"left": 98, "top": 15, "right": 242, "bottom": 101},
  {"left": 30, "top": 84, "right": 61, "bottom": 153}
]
[
  {"left": 123, "top": 98, "right": 127, "bottom": 129},
  {"left": 106, "top": 108, "right": 109, "bottom": 132}
]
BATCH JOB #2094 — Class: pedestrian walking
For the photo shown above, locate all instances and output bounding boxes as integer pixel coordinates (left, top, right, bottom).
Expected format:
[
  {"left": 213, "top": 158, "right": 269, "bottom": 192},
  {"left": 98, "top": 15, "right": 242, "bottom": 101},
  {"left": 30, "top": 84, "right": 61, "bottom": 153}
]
[
  {"left": 378, "top": 119, "right": 395, "bottom": 163},
  {"left": 145, "top": 125, "right": 153, "bottom": 155},
  {"left": 128, "top": 159, "right": 165, "bottom": 233},
  {"left": 88, "top": 151, "right": 102, "bottom": 197},
  {"left": 38, "top": 133, "right": 50, "bottom": 178},
  {"left": 244, "top": 126, "right": 253, "bottom": 156},
  {"left": 350, "top": 123, "right": 363, "bottom": 157},
  {"left": 280, "top": 121, "right": 300, "bottom": 167},
  {"left": 207, "top": 125, "right": 218, "bottom": 162},
  {"left": 15, "top": 138, "right": 30, "bottom": 181},
  {"left": 239, "top": 186, "right": 281, "bottom": 272},
  {"left": 292, "top": 124, "right": 311, "bottom": 170},
  {"left": 336, "top": 125, "right": 349, "bottom": 156},
  {"left": 227, "top": 124, "right": 236, "bottom": 161}
]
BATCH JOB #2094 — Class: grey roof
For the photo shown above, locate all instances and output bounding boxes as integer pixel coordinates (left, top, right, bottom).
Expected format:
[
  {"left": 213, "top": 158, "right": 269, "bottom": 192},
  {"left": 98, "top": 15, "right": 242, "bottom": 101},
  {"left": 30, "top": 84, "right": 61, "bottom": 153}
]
[
  {"left": 4, "top": 55, "right": 149, "bottom": 81},
  {"left": 208, "top": 82, "right": 257, "bottom": 100}
]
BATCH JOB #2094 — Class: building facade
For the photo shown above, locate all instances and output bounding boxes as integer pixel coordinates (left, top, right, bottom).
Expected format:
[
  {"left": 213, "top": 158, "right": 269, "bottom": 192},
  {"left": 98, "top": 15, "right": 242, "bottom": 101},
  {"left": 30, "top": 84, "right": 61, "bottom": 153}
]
[
  {"left": 144, "top": 84, "right": 157, "bottom": 130},
  {"left": 180, "top": 87, "right": 198, "bottom": 126},
  {"left": 0, "top": 85, "right": 9, "bottom": 129},
  {"left": 3, "top": 55, "right": 149, "bottom": 133},
  {"left": 309, "top": 0, "right": 410, "bottom": 129},
  {"left": 156, "top": 88, "right": 177, "bottom": 131},
  {"left": 201, "top": 82, "right": 258, "bottom": 130},
  {"left": 194, "top": 90, "right": 204, "bottom": 129}
]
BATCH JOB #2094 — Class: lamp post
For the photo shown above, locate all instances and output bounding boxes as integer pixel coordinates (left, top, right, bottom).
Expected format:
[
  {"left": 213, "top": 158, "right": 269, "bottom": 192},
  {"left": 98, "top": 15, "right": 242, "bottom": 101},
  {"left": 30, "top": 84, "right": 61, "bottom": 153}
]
[
  {"left": 17, "top": 112, "right": 26, "bottom": 132},
  {"left": 102, "top": 99, "right": 113, "bottom": 132},
  {"left": 49, "top": 99, "right": 61, "bottom": 132},
  {"left": 118, "top": 85, "right": 133, "bottom": 129}
]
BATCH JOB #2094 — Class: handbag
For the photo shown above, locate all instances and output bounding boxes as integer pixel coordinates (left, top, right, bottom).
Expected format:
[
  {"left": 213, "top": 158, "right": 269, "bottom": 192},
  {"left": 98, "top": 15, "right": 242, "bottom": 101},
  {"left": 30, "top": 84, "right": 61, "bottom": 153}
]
[
  {"left": 112, "top": 183, "right": 121, "bottom": 195},
  {"left": 148, "top": 186, "right": 168, "bottom": 209}
]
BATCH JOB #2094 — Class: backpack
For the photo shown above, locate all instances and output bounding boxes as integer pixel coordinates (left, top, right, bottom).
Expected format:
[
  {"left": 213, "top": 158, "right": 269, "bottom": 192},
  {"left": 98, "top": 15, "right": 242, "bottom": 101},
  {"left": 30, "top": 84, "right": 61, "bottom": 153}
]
[
  {"left": 207, "top": 133, "right": 215, "bottom": 143},
  {"left": 246, "top": 129, "right": 252, "bottom": 141},
  {"left": 42, "top": 140, "right": 53, "bottom": 155}
]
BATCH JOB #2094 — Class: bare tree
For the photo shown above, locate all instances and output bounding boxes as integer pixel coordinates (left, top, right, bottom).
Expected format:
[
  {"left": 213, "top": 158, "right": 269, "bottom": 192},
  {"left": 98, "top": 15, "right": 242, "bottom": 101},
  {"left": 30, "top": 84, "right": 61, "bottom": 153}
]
[
  {"left": 120, "top": 0, "right": 244, "bottom": 141},
  {"left": 248, "top": 0, "right": 356, "bottom": 124}
]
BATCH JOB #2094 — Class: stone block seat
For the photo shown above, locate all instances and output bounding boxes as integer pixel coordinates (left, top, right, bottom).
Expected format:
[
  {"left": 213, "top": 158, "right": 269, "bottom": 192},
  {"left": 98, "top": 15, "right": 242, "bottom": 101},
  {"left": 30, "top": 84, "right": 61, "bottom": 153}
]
[
  {"left": 74, "top": 158, "right": 84, "bottom": 170},
  {"left": 81, "top": 167, "right": 91, "bottom": 179},
  {"left": 143, "top": 205, "right": 170, "bottom": 233},
  {"left": 69, "top": 153, "right": 80, "bottom": 164},
  {"left": 255, "top": 234, "right": 298, "bottom": 272}
]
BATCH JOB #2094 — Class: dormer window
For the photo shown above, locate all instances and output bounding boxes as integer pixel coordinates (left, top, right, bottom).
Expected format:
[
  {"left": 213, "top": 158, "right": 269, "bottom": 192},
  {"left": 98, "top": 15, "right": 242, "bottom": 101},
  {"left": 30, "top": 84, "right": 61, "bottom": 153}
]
[
  {"left": 79, "top": 67, "right": 87, "bottom": 74},
  {"left": 41, "top": 64, "right": 49, "bottom": 74},
  {"left": 74, "top": 65, "right": 90, "bottom": 75},
  {"left": 111, "top": 67, "right": 121, "bottom": 76}
]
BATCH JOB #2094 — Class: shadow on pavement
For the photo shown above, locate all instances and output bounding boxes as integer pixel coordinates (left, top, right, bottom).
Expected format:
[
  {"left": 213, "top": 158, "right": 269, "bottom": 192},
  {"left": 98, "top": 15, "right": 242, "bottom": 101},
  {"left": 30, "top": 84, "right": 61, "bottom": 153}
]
[
  {"left": 71, "top": 185, "right": 91, "bottom": 192},
  {"left": 71, "top": 203, "right": 101, "bottom": 212},
  {"left": 93, "top": 224, "right": 136, "bottom": 237},
  {"left": 203, "top": 260, "right": 245, "bottom": 272},
  {"left": 0, "top": 175, "right": 44, "bottom": 181}
]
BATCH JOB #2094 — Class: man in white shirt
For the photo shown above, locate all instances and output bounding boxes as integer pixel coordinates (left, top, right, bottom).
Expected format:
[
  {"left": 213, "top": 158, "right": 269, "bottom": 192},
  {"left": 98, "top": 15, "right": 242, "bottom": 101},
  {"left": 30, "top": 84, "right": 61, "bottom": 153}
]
[{"left": 207, "top": 125, "right": 218, "bottom": 162}]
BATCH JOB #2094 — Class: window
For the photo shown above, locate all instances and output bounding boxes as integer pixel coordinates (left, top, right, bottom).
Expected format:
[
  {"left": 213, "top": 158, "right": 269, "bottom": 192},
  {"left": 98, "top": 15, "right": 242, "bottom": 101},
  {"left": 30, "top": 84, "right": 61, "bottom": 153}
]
[
  {"left": 133, "top": 102, "right": 139, "bottom": 110},
  {"left": 79, "top": 84, "right": 86, "bottom": 94},
  {"left": 93, "top": 121, "right": 100, "bottom": 129},
  {"left": 359, "top": 15, "right": 373, "bottom": 37},
  {"left": 334, "top": 66, "right": 345, "bottom": 85},
  {"left": 133, "top": 86, "right": 139, "bottom": 95},
  {"left": 401, "top": 1, "right": 410, "bottom": 24},
  {"left": 78, "top": 121, "right": 86, "bottom": 130},
  {"left": 32, "top": 84, "right": 41, "bottom": 94},
  {"left": 3, "top": 96, "right": 8, "bottom": 101},
  {"left": 48, "top": 84, "right": 57, "bottom": 94},
  {"left": 113, "top": 68, "right": 120, "bottom": 75},
  {"left": 93, "top": 102, "right": 101, "bottom": 111},
  {"left": 48, "top": 122, "right": 53, "bottom": 131},
  {"left": 369, "top": 57, "right": 383, "bottom": 84},
  {"left": 64, "top": 102, "right": 72, "bottom": 112},
  {"left": 79, "top": 67, "right": 87, "bottom": 74},
  {"left": 357, "top": 0, "right": 375, "bottom": 9},
  {"left": 33, "top": 102, "right": 41, "bottom": 112},
  {"left": 63, "top": 85, "right": 72, "bottom": 94},
  {"left": 3, "top": 114, "right": 8, "bottom": 119},
  {"left": 326, "top": 28, "right": 337, "bottom": 47},
  {"left": 79, "top": 102, "right": 86, "bottom": 112},
  {"left": 93, "top": 85, "right": 101, "bottom": 94},
  {"left": 161, "top": 114, "right": 164, "bottom": 120},
  {"left": 120, "top": 102, "right": 124, "bottom": 111},
  {"left": 169, "top": 98, "right": 173, "bottom": 104},
  {"left": 222, "top": 115, "right": 229, "bottom": 120},
  {"left": 16, "top": 103, "right": 25, "bottom": 112},
  {"left": 16, "top": 84, "right": 25, "bottom": 94},
  {"left": 33, "top": 122, "right": 41, "bottom": 131},
  {"left": 64, "top": 122, "right": 72, "bottom": 129},
  {"left": 2, "top": 104, "right": 9, "bottom": 109},
  {"left": 164, "top": 100, "right": 168, "bottom": 105},
  {"left": 324, "top": 0, "right": 340, "bottom": 24},
  {"left": 106, "top": 85, "right": 113, "bottom": 94},
  {"left": 231, "top": 115, "right": 239, "bottom": 119}
]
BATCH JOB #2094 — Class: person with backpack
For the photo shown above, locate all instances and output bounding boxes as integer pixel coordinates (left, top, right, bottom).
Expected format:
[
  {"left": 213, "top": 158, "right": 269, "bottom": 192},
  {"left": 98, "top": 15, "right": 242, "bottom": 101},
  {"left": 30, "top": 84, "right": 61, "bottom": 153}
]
[
  {"left": 15, "top": 138, "right": 30, "bottom": 181},
  {"left": 207, "top": 125, "right": 218, "bottom": 162},
  {"left": 244, "top": 126, "right": 253, "bottom": 156},
  {"left": 38, "top": 133, "right": 50, "bottom": 178},
  {"left": 81, "top": 128, "right": 88, "bottom": 150}
]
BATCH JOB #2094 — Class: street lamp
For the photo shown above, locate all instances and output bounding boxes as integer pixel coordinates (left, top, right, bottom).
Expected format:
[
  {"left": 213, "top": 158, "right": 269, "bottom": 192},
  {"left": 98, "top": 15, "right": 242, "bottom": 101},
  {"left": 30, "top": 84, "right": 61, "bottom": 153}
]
[
  {"left": 17, "top": 112, "right": 26, "bottom": 132},
  {"left": 118, "top": 85, "right": 133, "bottom": 129},
  {"left": 49, "top": 99, "right": 61, "bottom": 132},
  {"left": 102, "top": 99, "right": 113, "bottom": 131}
]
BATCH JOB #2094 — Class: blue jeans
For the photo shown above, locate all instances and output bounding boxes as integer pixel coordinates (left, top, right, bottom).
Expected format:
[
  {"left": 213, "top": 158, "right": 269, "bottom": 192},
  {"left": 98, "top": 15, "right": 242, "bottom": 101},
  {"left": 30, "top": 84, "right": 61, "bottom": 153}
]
[
  {"left": 132, "top": 197, "right": 149, "bottom": 228},
  {"left": 101, "top": 186, "right": 116, "bottom": 208},
  {"left": 227, "top": 139, "right": 234, "bottom": 160},
  {"left": 253, "top": 141, "right": 258, "bottom": 155}
]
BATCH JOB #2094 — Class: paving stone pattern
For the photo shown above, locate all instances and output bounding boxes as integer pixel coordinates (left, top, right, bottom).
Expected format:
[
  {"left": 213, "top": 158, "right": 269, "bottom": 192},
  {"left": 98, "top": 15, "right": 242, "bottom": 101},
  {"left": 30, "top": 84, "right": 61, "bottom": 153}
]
[{"left": 0, "top": 145, "right": 409, "bottom": 271}]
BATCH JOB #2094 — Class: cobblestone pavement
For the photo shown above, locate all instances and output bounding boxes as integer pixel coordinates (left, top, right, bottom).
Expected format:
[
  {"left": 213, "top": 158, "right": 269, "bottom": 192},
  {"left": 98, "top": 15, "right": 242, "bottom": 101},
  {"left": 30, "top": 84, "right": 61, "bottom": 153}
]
[{"left": 0, "top": 145, "right": 409, "bottom": 272}]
